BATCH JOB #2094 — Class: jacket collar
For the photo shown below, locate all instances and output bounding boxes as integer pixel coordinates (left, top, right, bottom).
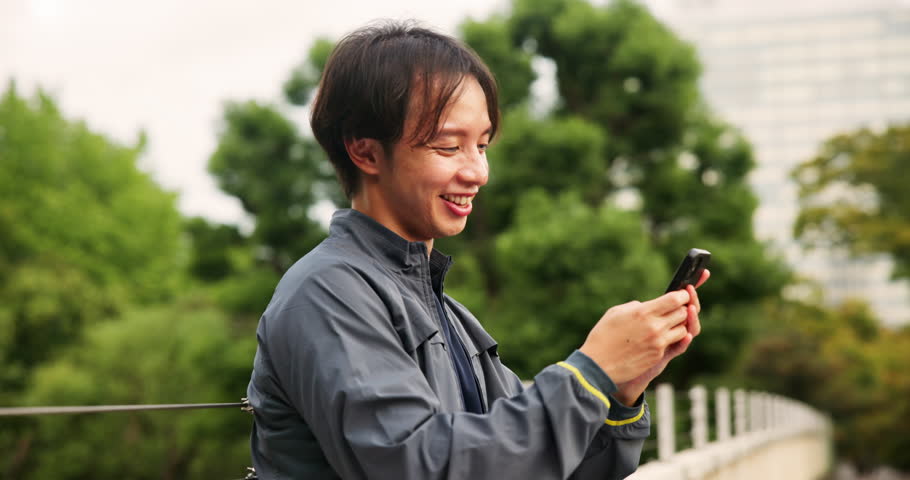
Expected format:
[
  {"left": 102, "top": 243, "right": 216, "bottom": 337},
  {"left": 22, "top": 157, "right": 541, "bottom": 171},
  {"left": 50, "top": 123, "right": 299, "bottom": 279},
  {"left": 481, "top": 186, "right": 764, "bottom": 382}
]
[
  {"left": 328, "top": 209, "right": 453, "bottom": 281},
  {"left": 329, "top": 209, "right": 495, "bottom": 355}
]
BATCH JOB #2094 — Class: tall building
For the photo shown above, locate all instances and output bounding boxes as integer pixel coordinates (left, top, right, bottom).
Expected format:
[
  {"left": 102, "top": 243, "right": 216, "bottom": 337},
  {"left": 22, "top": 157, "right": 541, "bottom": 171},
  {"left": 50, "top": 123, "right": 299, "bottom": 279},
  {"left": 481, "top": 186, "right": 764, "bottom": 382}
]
[{"left": 648, "top": 0, "right": 910, "bottom": 326}]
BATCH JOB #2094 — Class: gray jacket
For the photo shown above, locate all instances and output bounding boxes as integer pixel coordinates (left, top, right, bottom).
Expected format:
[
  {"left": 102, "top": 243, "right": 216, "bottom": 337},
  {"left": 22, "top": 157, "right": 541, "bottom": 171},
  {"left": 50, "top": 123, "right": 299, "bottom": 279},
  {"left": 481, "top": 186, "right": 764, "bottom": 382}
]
[{"left": 246, "top": 209, "right": 650, "bottom": 479}]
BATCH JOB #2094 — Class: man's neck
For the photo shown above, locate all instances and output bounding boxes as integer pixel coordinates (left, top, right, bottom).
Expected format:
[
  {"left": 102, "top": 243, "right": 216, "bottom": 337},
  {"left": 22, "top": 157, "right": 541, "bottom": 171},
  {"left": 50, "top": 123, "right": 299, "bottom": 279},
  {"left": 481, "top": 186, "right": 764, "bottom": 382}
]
[{"left": 350, "top": 197, "right": 434, "bottom": 255}]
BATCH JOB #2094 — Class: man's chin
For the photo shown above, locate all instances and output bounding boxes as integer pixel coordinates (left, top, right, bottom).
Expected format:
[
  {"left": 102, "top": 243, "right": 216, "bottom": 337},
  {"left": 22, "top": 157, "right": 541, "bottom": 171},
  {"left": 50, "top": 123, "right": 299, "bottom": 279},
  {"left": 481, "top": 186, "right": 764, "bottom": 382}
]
[{"left": 434, "top": 221, "right": 468, "bottom": 239}]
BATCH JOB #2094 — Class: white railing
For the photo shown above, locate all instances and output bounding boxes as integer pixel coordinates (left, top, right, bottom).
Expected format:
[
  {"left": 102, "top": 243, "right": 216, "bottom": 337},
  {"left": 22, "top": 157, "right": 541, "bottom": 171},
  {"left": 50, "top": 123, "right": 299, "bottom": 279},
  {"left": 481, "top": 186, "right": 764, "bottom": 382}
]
[{"left": 630, "top": 384, "right": 832, "bottom": 480}]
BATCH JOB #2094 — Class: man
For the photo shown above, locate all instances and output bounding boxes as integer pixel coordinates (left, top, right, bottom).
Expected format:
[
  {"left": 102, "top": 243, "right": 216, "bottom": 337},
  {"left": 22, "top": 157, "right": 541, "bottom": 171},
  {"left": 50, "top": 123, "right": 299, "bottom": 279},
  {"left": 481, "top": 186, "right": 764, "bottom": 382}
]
[{"left": 246, "top": 21, "right": 708, "bottom": 479}]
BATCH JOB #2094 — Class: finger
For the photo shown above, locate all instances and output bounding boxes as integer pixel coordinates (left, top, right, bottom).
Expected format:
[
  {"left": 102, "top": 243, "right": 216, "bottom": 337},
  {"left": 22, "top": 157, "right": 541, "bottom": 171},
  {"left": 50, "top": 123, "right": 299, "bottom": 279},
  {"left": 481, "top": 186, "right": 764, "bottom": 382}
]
[
  {"left": 664, "top": 322, "right": 688, "bottom": 346},
  {"left": 659, "top": 305, "right": 688, "bottom": 329},
  {"left": 686, "top": 284, "right": 700, "bottom": 313},
  {"left": 695, "top": 269, "right": 711, "bottom": 288},
  {"left": 644, "top": 290, "right": 690, "bottom": 315},
  {"left": 686, "top": 304, "right": 702, "bottom": 337},
  {"left": 666, "top": 333, "right": 693, "bottom": 359}
]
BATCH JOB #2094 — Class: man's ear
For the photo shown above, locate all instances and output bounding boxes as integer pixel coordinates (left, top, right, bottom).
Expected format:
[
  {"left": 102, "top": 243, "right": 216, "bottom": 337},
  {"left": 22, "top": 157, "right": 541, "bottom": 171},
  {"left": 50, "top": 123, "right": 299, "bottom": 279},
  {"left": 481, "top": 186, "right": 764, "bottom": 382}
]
[{"left": 344, "top": 138, "right": 385, "bottom": 176}]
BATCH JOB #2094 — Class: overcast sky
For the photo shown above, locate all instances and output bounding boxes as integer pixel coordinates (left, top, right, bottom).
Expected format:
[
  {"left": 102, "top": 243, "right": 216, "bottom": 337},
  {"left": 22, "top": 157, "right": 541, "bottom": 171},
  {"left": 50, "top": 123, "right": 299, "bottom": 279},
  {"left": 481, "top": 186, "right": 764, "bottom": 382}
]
[{"left": 0, "top": 0, "right": 511, "bottom": 226}]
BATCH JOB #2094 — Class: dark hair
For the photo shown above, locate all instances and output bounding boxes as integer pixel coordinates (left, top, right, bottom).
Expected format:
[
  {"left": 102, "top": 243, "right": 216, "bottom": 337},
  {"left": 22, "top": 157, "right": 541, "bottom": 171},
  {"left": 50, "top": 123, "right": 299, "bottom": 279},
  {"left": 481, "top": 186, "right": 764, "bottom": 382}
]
[{"left": 310, "top": 21, "right": 500, "bottom": 199}]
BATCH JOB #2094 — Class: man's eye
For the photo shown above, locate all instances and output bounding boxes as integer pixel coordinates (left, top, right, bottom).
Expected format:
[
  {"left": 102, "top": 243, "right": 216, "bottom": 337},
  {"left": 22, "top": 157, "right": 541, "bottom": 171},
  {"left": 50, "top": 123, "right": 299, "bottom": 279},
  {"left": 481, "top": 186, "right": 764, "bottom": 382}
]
[
  {"left": 433, "top": 146, "right": 459, "bottom": 153},
  {"left": 478, "top": 143, "right": 489, "bottom": 153}
]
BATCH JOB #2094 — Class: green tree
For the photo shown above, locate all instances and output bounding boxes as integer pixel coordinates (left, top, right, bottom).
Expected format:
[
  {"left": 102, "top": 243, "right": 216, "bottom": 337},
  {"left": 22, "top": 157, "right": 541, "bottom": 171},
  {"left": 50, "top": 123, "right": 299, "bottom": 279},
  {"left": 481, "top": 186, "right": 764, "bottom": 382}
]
[
  {"left": 742, "top": 297, "right": 910, "bottom": 471},
  {"left": 9, "top": 301, "right": 255, "bottom": 480},
  {"left": 184, "top": 217, "right": 246, "bottom": 282},
  {"left": 208, "top": 101, "right": 336, "bottom": 272},
  {"left": 459, "top": 18, "right": 536, "bottom": 110},
  {"left": 793, "top": 123, "right": 910, "bottom": 280},
  {"left": 0, "top": 83, "right": 192, "bottom": 478},
  {"left": 0, "top": 84, "right": 183, "bottom": 397},
  {"left": 208, "top": 36, "right": 344, "bottom": 276},
  {"left": 489, "top": 190, "right": 667, "bottom": 374},
  {"left": 508, "top": 0, "right": 700, "bottom": 156},
  {"left": 283, "top": 38, "right": 334, "bottom": 108},
  {"left": 182, "top": 217, "right": 279, "bottom": 321},
  {"left": 787, "top": 120, "right": 910, "bottom": 471},
  {"left": 451, "top": 0, "right": 790, "bottom": 381}
]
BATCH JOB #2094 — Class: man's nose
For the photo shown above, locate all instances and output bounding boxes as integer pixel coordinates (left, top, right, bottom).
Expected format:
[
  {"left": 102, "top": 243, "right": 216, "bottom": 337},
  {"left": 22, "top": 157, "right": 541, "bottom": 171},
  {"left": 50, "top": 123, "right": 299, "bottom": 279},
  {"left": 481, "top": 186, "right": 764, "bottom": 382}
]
[{"left": 460, "top": 148, "right": 489, "bottom": 186}]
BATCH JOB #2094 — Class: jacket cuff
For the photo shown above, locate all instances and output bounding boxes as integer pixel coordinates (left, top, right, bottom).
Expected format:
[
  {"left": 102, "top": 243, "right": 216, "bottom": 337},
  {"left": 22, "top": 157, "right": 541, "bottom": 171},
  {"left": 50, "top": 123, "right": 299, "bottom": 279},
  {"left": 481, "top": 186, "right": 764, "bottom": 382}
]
[
  {"left": 607, "top": 393, "right": 646, "bottom": 426},
  {"left": 565, "top": 350, "right": 617, "bottom": 395},
  {"left": 556, "top": 350, "right": 619, "bottom": 411}
]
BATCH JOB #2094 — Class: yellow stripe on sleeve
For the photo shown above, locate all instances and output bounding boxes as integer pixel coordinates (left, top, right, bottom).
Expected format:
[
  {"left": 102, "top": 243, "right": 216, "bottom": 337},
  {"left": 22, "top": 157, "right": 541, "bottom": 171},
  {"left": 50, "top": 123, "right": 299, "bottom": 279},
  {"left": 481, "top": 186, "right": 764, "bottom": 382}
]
[
  {"left": 556, "top": 362, "right": 646, "bottom": 426},
  {"left": 605, "top": 404, "right": 646, "bottom": 426},
  {"left": 556, "top": 361, "right": 611, "bottom": 410}
]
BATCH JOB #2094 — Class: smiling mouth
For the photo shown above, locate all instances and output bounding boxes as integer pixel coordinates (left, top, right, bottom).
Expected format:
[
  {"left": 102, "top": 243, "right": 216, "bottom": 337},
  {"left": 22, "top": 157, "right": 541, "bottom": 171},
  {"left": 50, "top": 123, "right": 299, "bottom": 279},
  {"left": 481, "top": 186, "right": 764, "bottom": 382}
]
[{"left": 440, "top": 194, "right": 472, "bottom": 206}]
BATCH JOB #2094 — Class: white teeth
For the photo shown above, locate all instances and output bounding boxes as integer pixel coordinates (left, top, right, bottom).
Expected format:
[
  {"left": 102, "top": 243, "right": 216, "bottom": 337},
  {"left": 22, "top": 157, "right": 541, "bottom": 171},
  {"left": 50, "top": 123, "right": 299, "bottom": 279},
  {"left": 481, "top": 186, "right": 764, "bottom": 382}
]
[{"left": 442, "top": 195, "right": 471, "bottom": 206}]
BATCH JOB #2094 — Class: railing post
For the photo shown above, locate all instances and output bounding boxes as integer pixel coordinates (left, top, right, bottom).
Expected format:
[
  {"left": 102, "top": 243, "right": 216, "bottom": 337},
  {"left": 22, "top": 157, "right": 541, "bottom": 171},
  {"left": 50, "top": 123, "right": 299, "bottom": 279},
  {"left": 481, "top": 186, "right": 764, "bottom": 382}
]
[
  {"left": 734, "top": 388, "right": 747, "bottom": 436},
  {"left": 770, "top": 394, "right": 781, "bottom": 428},
  {"left": 749, "top": 391, "right": 763, "bottom": 431},
  {"left": 715, "top": 387, "right": 731, "bottom": 441},
  {"left": 656, "top": 383, "right": 675, "bottom": 460},
  {"left": 762, "top": 393, "right": 775, "bottom": 430},
  {"left": 689, "top": 385, "right": 708, "bottom": 448}
]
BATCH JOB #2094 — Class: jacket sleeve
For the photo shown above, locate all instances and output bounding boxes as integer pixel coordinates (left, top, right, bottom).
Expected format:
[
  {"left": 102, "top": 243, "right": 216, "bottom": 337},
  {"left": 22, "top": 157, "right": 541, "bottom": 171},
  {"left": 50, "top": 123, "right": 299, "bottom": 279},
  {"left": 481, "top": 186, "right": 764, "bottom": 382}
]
[
  {"left": 264, "top": 263, "right": 644, "bottom": 480},
  {"left": 570, "top": 395, "right": 650, "bottom": 480},
  {"left": 498, "top": 352, "right": 651, "bottom": 480}
]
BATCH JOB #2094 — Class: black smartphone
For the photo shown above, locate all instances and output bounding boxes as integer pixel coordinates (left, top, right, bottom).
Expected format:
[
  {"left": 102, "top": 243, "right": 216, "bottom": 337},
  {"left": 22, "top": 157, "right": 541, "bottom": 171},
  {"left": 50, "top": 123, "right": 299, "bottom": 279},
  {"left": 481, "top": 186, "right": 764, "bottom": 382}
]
[{"left": 665, "top": 248, "right": 711, "bottom": 293}]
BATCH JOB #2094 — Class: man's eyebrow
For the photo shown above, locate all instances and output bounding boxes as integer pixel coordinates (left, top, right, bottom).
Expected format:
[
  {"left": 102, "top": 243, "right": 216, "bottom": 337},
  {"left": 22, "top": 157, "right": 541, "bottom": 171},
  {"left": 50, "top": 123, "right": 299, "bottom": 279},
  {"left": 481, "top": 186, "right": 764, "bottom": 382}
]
[{"left": 434, "top": 126, "right": 493, "bottom": 138}]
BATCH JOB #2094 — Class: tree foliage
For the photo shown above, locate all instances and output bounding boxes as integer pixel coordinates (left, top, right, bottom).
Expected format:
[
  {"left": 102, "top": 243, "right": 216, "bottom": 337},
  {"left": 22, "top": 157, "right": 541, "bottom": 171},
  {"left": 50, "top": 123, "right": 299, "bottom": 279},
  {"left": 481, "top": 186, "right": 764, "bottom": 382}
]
[
  {"left": 11, "top": 301, "right": 255, "bottom": 479},
  {"left": 509, "top": 0, "right": 701, "bottom": 156},
  {"left": 742, "top": 297, "right": 910, "bottom": 471},
  {"left": 447, "top": 0, "right": 789, "bottom": 380},
  {"left": 786, "top": 119, "right": 910, "bottom": 473},
  {"left": 0, "top": 84, "right": 183, "bottom": 398},
  {"left": 793, "top": 123, "right": 910, "bottom": 280},
  {"left": 0, "top": 84, "right": 182, "bottom": 303},
  {"left": 208, "top": 100, "right": 338, "bottom": 272},
  {"left": 489, "top": 190, "right": 667, "bottom": 372},
  {"left": 183, "top": 217, "right": 246, "bottom": 282}
]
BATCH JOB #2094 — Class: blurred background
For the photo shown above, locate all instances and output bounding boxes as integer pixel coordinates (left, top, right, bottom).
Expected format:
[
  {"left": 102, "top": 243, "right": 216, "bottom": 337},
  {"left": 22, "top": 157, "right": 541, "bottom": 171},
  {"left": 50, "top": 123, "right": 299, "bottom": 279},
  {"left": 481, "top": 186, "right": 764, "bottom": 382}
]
[{"left": 1, "top": 0, "right": 909, "bottom": 478}]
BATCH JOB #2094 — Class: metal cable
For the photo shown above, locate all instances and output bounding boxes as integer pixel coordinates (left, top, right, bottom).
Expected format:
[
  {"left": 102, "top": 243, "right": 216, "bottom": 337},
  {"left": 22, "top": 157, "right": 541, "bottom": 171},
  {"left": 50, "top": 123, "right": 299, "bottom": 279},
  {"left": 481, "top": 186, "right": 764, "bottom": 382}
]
[{"left": 0, "top": 400, "right": 252, "bottom": 416}]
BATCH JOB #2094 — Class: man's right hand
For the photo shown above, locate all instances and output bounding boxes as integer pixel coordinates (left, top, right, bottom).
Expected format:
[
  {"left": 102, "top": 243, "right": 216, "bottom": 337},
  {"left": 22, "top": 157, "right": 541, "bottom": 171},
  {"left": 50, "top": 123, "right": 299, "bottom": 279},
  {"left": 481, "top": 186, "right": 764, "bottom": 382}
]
[{"left": 578, "top": 290, "right": 691, "bottom": 385}]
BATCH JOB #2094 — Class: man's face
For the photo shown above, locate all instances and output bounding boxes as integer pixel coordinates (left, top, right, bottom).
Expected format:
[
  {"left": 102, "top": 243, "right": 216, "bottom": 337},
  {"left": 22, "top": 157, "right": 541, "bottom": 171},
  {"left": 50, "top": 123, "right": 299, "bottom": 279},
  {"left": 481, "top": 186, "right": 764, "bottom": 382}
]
[{"left": 371, "top": 76, "right": 491, "bottom": 244}]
